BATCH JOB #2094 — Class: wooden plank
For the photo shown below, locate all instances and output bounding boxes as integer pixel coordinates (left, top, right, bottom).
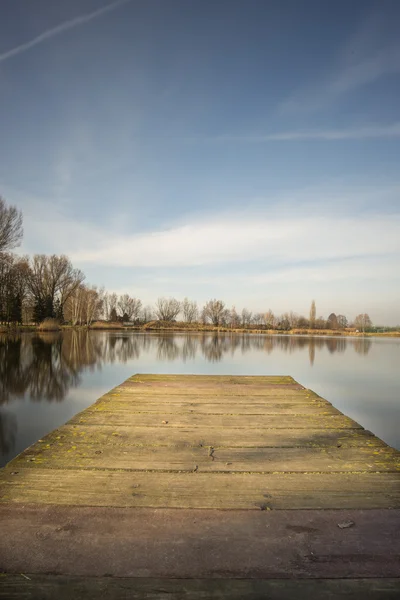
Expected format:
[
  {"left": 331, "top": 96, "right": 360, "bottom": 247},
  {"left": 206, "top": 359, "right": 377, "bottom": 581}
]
[
  {"left": 72, "top": 411, "right": 362, "bottom": 429},
  {"left": 1, "top": 469, "right": 399, "bottom": 509},
  {"left": 1, "top": 373, "right": 400, "bottom": 586},
  {"left": 102, "top": 391, "right": 325, "bottom": 402},
  {"left": 33, "top": 424, "right": 387, "bottom": 449},
  {"left": 115, "top": 386, "right": 309, "bottom": 396},
  {"left": 12, "top": 442, "right": 400, "bottom": 473},
  {"left": 88, "top": 399, "right": 342, "bottom": 415},
  {"left": 130, "top": 374, "right": 297, "bottom": 384},
  {"left": 1, "top": 506, "right": 400, "bottom": 579},
  {"left": 1, "top": 575, "right": 400, "bottom": 600}
]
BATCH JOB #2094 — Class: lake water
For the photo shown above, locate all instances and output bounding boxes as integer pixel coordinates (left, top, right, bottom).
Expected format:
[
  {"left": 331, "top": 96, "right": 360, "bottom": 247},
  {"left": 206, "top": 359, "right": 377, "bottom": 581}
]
[{"left": 1, "top": 330, "right": 399, "bottom": 467}]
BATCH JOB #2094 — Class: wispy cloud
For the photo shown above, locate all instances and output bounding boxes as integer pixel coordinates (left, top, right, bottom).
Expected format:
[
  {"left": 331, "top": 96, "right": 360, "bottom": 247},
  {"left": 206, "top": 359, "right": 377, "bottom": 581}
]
[
  {"left": 280, "top": 9, "right": 400, "bottom": 112},
  {"left": 207, "top": 123, "right": 400, "bottom": 143},
  {"left": 0, "top": 0, "right": 132, "bottom": 64}
]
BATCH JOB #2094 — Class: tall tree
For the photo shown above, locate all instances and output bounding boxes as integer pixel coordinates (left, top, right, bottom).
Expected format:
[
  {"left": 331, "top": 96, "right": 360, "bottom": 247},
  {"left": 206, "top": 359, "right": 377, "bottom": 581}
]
[
  {"left": 182, "top": 298, "right": 198, "bottom": 323},
  {"left": 0, "top": 253, "right": 29, "bottom": 323},
  {"left": 287, "top": 311, "right": 299, "bottom": 329},
  {"left": 27, "top": 255, "right": 84, "bottom": 321},
  {"left": 118, "top": 294, "right": 142, "bottom": 322},
  {"left": 109, "top": 307, "right": 118, "bottom": 322},
  {"left": 354, "top": 313, "right": 372, "bottom": 332},
  {"left": 106, "top": 293, "right": 118, "bottom": 321},
  {"left": 241, "top": 308, "right": 253, "bottom": 327},
  {"left": 263, "top": 309, "right": 276, "bottom": 329},
  {"left": 229, "top": 306, "right": 240, "bottom": 328},
  {"left": 140, "top": 305, "right": 154, "bottom": 323},
  {"left": 309, "top": 300, "right": 316, "bottom": 329},
  {"left": 202, "top": 299, "right": 226, "bottom": 326},
  {"left": 155, "top": 297, "right": 181, "bottom": 321},
  {"left": 83, "top": 286, "right": 103, "bottom": 326},
  {"left": 327, "top": 313, "right": 338, "bottom": 329},
  {"left": 0, "top": 197, "right": 23, "bottom": 252}
]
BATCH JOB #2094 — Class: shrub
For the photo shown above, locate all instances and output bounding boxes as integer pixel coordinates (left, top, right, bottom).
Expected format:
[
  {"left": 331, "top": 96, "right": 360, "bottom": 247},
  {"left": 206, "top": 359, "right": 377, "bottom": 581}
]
[{"left": 38, "top": 318, "right": 61, "bottom": 331}]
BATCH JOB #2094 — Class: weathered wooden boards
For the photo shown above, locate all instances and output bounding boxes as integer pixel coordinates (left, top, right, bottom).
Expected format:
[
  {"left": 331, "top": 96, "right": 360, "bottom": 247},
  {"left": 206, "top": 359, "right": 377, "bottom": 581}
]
[
  {"left": 1, "top": 574, "right": 400, "bottom": 600},
  {"left": 1, "top": 374, "right": 400, "bottom": 595},
  {"left": 0, "top": 374, "right": 399, "bottom": 510}
]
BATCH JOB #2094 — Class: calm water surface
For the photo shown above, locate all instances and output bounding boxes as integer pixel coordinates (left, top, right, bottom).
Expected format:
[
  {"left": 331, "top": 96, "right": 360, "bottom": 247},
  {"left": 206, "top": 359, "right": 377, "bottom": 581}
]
[{"left": 1, "top": 330, "right": 399, "bottom": 467}]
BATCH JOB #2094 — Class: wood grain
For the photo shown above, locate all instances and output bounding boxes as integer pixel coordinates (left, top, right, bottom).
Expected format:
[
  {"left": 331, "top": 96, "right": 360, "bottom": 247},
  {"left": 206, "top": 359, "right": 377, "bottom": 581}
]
[{"left": 1, "top": 374, "right": 399, "bottom": 510}]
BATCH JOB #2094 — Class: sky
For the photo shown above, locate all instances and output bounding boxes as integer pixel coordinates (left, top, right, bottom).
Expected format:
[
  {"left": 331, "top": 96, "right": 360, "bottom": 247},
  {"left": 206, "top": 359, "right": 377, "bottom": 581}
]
[{"left": 0, "top": 0, "right": 400, "bottom": 324}]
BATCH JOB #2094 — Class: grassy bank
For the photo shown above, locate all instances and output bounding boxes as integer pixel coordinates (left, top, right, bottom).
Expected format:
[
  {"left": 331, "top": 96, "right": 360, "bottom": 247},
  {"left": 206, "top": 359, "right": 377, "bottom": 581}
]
[{"left": 1, "top": 321, "right": 399, "bottom": 337}]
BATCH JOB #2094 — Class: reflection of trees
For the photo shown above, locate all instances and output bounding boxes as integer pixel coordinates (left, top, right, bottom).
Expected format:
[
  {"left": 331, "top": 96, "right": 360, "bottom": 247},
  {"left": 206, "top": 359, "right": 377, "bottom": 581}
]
[
  {"left": 181, "top": 336, "right": 199, "bottom": 362},
  {"left": 0, "top": 335, "right": 30, "bottom": 402},
  {"left": 309, "top": 338, "right": 315, "bottom": 366},
  {"left": 200, "top": 334, "right": 232, "bottom": 363},
  {"left": 1, "top": 331, "right": 97, "bottom": 404},
  {"left": 0, "top": 330, "right": 105, "bottom": 404},
  {"left": 326, "top": 338, "right": 346, "bottom": 354},
  {"left": 156, "top": 335, "right": 180, "bottom": 361},
  {"left": 0, "top": 331, "right": 358, "bottom": 405},
  {"left": 0, "top": 410, "right": 17, "bottom": 455},
  {"left": 27, "top": 333, "right": 81, "bottom": 401},
  {"left": 62, "top": 329, "right": 104, "bottom": 369},
  {"left": 352, "top": 338, "right": 372, "bottom": 356}
]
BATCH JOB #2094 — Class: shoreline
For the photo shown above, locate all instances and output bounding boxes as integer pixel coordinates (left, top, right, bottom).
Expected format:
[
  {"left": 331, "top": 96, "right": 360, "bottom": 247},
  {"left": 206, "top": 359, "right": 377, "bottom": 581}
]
[{"left": 1, "top": 324, "right": 399, "bottom": 337}]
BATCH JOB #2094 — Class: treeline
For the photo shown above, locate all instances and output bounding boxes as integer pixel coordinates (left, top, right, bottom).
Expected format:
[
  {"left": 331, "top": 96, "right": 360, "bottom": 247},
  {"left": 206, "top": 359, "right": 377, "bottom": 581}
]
[
  {"left": 0, "top": 252, "right": 376, "bottom": 331},
  {"left": 0, "top": 196, "right": 378, "bottom": 331}
]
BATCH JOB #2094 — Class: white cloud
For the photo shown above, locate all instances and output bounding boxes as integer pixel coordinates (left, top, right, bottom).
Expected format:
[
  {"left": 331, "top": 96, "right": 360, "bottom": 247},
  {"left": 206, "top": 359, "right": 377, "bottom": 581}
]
[
  {"left": 11, "top": 182, "right": 400, "bottom": 271},
  {"left": 209, "top": 123, "right": 400, "bottom": 142},
  {"left": 0, "top": 0, "right": 132, "bottom": 64},
  {"left": 10, "top": 184, "right": 400, "bottom": 324},
  {"left": 66, "top": 212, "right": 400, "bottom": 269}
]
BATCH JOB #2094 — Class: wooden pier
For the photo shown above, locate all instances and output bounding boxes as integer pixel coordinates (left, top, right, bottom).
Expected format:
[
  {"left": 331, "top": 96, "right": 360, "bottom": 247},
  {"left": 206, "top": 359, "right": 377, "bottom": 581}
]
[{"left": 1, "top": 374, "right": 400, "bottom": 598}]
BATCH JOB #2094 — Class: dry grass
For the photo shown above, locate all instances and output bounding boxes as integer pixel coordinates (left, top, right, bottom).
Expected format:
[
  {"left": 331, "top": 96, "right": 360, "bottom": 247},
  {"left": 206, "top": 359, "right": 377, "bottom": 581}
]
[
  {"left": 90, "top": 321, "right": 124, "bottom": 330},
  {"left": 38, "top": 318, "right": 61, "bottom": 331}
]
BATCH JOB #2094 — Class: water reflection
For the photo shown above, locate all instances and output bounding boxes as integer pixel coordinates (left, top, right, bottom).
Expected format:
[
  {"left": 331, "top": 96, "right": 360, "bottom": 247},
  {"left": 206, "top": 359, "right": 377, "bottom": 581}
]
[
  {"left": 354, "top": 338, "right": 372, "bottom": 355},
  {"left": 0, "top": 330, "right": 395, "bottom": 463},
  {"left": 0, "top": 411, "right": 16, "bottom": 455},
  {"left": 0, "top": 330, "right": 371, "bottom": 408}
]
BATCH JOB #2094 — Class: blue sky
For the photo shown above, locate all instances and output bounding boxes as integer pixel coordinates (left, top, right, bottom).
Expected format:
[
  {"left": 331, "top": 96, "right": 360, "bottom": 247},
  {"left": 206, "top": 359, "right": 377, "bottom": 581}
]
[{"left": 1, "top": 0, "right": 400, "bottom": 324}]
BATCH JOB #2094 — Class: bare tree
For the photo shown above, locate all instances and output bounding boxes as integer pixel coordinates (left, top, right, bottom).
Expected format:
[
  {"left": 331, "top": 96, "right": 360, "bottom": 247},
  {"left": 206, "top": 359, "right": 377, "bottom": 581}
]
[
  {"left": 0, "top": 197, "right": 23, "bottom": 252},
  {"left": 263, "top": 309, "right": 276, "bottom": 329},
  {"left": 140, "top": 305, "right": 154, "bottom": 323},
  {"left": 27, "top": 254, "right": 84, "bottom": 318},
  {"left": 315, "top": 315, "right": 327, "bottom": 329},
  {"left": 63, "top": 284, "right": 103, "bottom": 326},
  {"left": 241, "top": 308, "right": 253, "bottom": 328},
  {"left": 279, "top": 313, "right": 291, "bottom": 330},
  {"left": 118, "top": 294, "right": 142, "bottom": 321},
  {"left": 83, "top": 286, "right": 103, "bottom": 326},
  {"left": 155, "top": 297, "right": 181, "bottom": 321},
  {"left": 354, "top": 313, "right": 372, "bottom": 332},
  {"left": 182, "top": 297, "right": 198, "bottom": 323},
  {"left": 202, "top": 299, "right": 226, "bottom": 326},
  {"left": 105, "top": 292, "right": 118, "bottom": 321},
  {"left": 337, "top": 314, "right": 348, "bottom": 329},
  {"left": 287, "top": 311, "right": 299, "bottom": 329},
  {"left": 64, "top": 285, "right": 86, "bottom": 325},
  {"left": 252, "top": 313, "right": 264, "bottom": 327},
  {"left": 229, "top": 306, "right": 240, "bottom": 328}
]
